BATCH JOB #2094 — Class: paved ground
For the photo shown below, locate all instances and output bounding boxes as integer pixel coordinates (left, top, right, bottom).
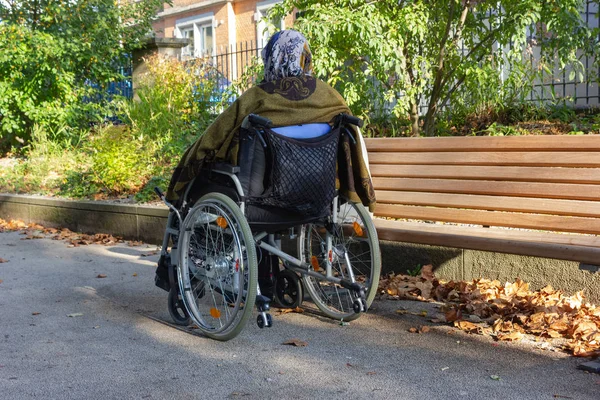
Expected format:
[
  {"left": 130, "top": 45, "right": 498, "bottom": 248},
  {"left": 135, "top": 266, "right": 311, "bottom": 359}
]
[{"left": 0, "top": 231, "right": 598, "bottom": 400}]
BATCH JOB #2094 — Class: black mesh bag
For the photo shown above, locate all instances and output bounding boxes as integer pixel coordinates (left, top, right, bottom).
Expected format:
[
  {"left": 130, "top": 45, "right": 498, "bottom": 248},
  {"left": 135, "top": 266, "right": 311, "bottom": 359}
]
[{"left": 248, "top": 127, "right": 340, "bottom": 218}]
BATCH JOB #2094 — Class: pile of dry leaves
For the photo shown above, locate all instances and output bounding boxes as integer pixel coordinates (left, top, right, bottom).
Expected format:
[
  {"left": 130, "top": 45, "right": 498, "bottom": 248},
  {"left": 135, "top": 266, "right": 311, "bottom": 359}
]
[
  {"left": 0, "top": 218, "right": 140, "bottom": 247},
  {"left": 379, "top": 265, "right": 600, "bottom": 357}
]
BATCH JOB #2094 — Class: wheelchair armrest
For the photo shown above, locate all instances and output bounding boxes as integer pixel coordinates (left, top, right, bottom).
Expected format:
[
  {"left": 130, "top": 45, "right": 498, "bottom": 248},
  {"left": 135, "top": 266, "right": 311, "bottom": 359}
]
[{"left": 211, "top": 162, "right": 240, "bottom": 175}]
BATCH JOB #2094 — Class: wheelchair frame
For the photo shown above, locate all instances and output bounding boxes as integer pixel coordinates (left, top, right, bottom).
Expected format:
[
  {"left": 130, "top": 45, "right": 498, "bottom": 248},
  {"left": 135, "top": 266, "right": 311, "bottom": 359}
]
[{"left": 156, "top": 113, "right": 380, "bottom": 340}]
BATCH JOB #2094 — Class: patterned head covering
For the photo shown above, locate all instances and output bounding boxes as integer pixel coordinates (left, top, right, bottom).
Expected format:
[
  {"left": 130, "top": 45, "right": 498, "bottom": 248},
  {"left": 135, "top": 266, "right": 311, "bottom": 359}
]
[{"left": 261, "top": 29, "right": 314, "bottom": 82}]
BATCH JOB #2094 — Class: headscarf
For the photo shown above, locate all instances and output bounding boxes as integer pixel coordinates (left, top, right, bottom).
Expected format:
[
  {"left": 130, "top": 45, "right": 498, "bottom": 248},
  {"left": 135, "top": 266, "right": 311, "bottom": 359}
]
[{"left": 261, "top": 29, "right": 314, "bottom": 82}]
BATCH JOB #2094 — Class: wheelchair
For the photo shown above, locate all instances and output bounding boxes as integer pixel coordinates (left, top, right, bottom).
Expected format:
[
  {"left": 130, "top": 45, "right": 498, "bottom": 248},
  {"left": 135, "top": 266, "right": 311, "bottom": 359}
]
[{"left": 154, "top": 113, "right": 381, "bottom": 341}]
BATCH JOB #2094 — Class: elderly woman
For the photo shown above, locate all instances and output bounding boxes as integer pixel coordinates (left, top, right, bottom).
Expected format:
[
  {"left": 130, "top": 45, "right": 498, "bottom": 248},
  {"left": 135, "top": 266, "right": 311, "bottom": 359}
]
[{"left": 165, "top": 29, "right": 375, "bottom": 211}]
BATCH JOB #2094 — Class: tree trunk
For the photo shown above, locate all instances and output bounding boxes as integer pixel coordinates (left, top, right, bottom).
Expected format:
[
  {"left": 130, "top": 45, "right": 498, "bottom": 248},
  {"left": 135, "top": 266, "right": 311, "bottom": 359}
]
[
  {"left": 423, "top": 104, "right": 437, "bottom": 137},
  {"left": 410, "top": 101, "right": 420, "bottom": 136}
]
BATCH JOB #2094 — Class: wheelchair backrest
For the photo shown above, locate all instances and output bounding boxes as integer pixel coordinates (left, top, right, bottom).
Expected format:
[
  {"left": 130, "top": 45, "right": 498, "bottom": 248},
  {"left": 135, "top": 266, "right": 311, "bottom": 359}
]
[{"left": 271, "top": 123, "right": 331, "bottom": 139}]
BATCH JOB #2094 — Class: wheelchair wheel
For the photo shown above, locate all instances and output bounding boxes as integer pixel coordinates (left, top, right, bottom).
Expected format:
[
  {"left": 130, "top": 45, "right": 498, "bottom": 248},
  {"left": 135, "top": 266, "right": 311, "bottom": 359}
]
[
  {"left": 177, "top": 193, "right": 257, "bottom": 341},
  {"left": 167, "top": 286, "right": 191, "bottom": 326},
  {"left": 273, "top": 269, "right": 303, "bottom": 309},
  {"left": 298, "top": 198, "right": 381, "bottom": 321}
]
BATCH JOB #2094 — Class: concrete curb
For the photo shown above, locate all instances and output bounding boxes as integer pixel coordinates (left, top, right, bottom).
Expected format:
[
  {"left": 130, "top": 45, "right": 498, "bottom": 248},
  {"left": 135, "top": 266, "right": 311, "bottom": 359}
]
[
  {"left": 1, "top": 193, "right": 599, "bottom": 303},
  {"left": 0, "top": 193, "right": 168, "bottom": 244}
]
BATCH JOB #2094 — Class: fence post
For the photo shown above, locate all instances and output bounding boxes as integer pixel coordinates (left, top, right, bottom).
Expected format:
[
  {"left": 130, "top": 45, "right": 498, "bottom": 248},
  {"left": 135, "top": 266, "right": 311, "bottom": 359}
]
[{"left": 131, "top": 37, "right": 190, "bottom": 101}]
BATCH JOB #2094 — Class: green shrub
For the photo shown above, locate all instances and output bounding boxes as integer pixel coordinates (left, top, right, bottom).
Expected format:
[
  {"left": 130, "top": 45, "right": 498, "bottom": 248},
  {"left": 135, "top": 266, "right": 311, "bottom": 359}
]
[{"left": 88, "top": 126, "right": 152, "bottom": 195}]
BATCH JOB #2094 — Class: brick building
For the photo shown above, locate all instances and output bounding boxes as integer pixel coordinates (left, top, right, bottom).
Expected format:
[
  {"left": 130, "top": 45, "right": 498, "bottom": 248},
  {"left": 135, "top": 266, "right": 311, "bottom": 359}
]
[{"left": 153, "top": 0, "right": 294, "bottom": 59}]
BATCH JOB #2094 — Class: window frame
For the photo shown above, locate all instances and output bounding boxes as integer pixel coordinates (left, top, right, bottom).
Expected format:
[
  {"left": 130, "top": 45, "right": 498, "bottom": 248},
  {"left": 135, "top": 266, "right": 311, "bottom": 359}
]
[
  {"left": 255, "top": 0, "right": 285, "bottom": 47},
  {"left": 174, "top": 13, "right": 216, "bottom": 58}
]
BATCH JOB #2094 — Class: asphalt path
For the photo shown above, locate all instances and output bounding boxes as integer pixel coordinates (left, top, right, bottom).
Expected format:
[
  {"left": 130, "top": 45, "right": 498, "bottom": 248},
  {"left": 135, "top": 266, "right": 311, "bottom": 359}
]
[{"left": 0, "top": 231, "right": 598, "bottom": 400}]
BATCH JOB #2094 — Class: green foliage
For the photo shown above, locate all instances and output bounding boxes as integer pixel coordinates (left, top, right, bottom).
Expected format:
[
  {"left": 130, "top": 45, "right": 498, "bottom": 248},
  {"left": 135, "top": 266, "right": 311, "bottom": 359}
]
[
  {"left": 0, "top": 0, "right": 165, "bottom": 152},
  {"left": 134, "top": 176, "right": 170, "bottom": 203},
  {"left": 88, "top": 126, "right": 151, "bottom": 194},
  {"left": 119, "top": 55, "right": 217, "bottom": 148},
  {"left": 407, "top": 265, "right": 422, "bottom": 277},
  {"left": 273, "top": 0, "right": 594, "bottom": 136}
]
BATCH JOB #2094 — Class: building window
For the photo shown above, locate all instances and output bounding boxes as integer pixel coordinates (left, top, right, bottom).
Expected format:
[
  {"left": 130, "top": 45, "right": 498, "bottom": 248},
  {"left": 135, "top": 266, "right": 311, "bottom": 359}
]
[
  {"left": 175, "top": 13, "right": 215, "bottom": 58},
  {"left": 256, "top": 0, "right": 285, "bottom": 47}
]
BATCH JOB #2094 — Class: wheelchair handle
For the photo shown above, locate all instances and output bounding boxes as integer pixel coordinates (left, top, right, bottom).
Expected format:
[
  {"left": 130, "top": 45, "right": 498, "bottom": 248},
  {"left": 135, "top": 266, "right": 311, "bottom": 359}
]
[
  {"left": 154, "top": 186, "right": 165, "bottom": 200},
  {"left": 335, "top": 113, "right": 363, "bottom": 128},
  {"left": 247, "top": 114, "right": 273, "bottom": 128}
]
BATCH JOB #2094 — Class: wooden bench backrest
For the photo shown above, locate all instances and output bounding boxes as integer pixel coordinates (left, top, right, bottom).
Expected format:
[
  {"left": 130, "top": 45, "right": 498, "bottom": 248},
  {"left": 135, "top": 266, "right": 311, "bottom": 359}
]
[{"left": 364, "top": 135, "right": 600, "bottom": 235}]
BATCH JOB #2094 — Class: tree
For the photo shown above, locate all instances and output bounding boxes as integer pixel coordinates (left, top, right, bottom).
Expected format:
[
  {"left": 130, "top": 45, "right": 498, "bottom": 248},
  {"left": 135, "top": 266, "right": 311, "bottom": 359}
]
[
  {"left": 0, "top": 0, "right": 165, "bottom": 150},
  {"left": 274, "top": 0, "right": 594, "bottom": 136}
]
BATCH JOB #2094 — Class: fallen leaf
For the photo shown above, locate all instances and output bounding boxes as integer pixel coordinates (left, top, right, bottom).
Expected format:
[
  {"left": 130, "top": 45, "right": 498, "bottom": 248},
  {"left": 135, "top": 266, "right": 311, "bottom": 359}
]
[
  {"left": 445, "top": 308, "right": 462, "bottom": 322},
  {"left": 96, "top": 274, "right": 107, "bottom": 278},
  {"left": 490, "top": 375, "right": 501, "bottom": 381},
  {"left": 366, "top": 371, "right": 377, "bottom": 375},
  {"left": 0, "top": 258, "right": 8, "bottom": 263},
  {"left": 278, "top": 307, "right": 304, "bottom": 314},
  {"left": 441, "top": 367, "right": 450, "bottom": 371},
  {"left": 498, "top": 331, "right": 523, "bottom": 342},
  {"left": 408, "top": 327, "right": 418, "bottom": 333},
  {"left": 421, "top": 264, "right": 435, "bottom": 280},
  {"left": 282, "top": 338, "right": 308, "bottom": 347},
  {"left": 346, "top": 363, "right": 354, "bottom": 367},
  {"left": 419, "top": 326, "right": 431, "bottom": 333},
  {"left": 455, "top": 320, "right": 479, "bottom": 333},
  {"left": 67, "top": 313, "right": 83, "bottom": 317},
  {"left": 31, "top": 312, "right": 41, "bottom": 316},
  {"left": 132, "top": 273, "right": 138, "bottom": 277}
]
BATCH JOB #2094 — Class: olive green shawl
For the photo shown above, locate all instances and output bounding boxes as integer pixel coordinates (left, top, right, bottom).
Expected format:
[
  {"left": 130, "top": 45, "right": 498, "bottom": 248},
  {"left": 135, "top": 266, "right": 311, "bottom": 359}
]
[{"left": 166, "top": 75, "right": 376, "bottom": 211}]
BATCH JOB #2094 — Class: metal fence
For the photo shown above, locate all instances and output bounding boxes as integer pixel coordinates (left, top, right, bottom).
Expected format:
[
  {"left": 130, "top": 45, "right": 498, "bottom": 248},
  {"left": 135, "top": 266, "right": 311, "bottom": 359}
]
[
  {"left": 525, "top": 0, "right": 599, "bottom": 107},
  {"left": 192, "top": 40, "right": 264, "bottom": 85}
]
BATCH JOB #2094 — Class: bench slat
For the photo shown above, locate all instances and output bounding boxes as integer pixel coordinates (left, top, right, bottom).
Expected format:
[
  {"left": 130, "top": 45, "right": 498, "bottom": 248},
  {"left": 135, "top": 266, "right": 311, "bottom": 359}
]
[
  {"left": 376, "top": 191, "right": 600, "bottom": 218},
  {"left": 374, "top": 204, "right": 600, "bottom": 235},
  {"left": 365, "top": 135, "right": 600, "bottom": 152},
  {"left": 373, "top": 219, "right": 600, "bottom": 265},
  {"left": 369, "top": 152, "right": 600, "bottom": 167},
  {"left": 375, "top": 219, "right": 600, "bottom": 248},
  {"left": 369, "top": 165, "right": 600, "bottom": 184},
  {"left": 372, "top": 178, "right": 600, "bottom": 201}
]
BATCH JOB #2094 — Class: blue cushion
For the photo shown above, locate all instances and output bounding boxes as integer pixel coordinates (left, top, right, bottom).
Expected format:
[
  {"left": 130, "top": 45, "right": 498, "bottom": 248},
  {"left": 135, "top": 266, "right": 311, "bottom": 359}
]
[{"left": 272, "top": 123, "right": 331, "bottom": 139}]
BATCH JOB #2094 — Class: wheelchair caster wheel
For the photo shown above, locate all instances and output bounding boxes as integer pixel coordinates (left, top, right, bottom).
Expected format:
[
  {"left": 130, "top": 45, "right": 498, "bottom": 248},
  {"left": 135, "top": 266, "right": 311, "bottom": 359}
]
[
  {"left": 257, "top": 313, "right": 273, "bottom": 329},
  {"left": 274, "top": 270, "right": 303, "bottom": 308},
  {"left": 352, "top": 298, "right": 366, "bottom": 314},
  {"left": 168, "top": 287, "right": 191, "bottom": 326}
]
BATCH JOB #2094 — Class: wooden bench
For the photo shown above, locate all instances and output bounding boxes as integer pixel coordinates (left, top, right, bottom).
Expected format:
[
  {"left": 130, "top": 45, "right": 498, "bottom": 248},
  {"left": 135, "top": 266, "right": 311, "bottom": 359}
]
[{"left": 363, "top": 135, "right": 600, "bottom": 266}]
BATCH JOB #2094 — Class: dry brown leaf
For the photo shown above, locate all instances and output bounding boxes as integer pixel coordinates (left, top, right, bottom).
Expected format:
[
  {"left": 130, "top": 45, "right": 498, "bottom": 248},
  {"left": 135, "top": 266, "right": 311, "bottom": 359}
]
[
  {"left": 408, "top": 327, "right": 418, "bottom": 333},
  {"left": 278, "top": 307, "right": 304, "bottom": 314},
  {"left": 32, "top": 312, "right": 41, "bottom": 316},
  {"left": 419, "top": 326, "right": 431, "bottom": 334},
  {"left": 96, "top": 274, "right": 107, "bottom": 279},
  {"left": 421, "top": 264, "right": 435, "bottom": 281},
  {"left": 377, "top": 262, "right": 600, "bottom": 357},
  {"left": 498, "top": 331, "right": 523, "bottom": 341},
  {"left": 282, "top": 338, "right": 308, "bottom": 347},
  {"left": 445, "top": 308, "right": 462, "bottom": 322},
  {"left": 455, "top": 320, "right": 479, "bottom": 333},
  {"left": 0, "top": 258, "right": 8, "bottom": 263}
]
